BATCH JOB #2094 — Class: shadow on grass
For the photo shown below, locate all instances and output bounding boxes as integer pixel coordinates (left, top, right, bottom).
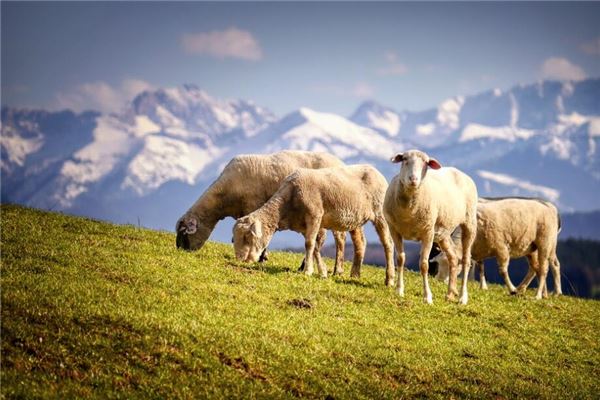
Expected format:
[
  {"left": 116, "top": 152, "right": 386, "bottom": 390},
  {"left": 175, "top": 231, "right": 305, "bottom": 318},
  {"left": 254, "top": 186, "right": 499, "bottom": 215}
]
[
  {"left": 224, "top": 260, "right": 294, "bottom": 275},
  {"left": 333, "top": 277, "right": 379, "bottom": 289}
]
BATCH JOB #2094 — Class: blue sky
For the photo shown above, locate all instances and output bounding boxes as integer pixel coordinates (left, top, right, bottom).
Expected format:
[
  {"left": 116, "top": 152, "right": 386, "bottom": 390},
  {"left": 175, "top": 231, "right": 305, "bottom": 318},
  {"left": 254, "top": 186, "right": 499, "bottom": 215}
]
[{"left": 2, "top": 2, "right": 599, "bottom": 117}]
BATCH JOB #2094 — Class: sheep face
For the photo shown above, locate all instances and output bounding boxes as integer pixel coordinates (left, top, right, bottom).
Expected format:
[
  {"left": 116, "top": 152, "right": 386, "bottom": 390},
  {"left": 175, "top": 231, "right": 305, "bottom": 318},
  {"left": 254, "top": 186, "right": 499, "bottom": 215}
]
[
  {"left": 391, "top": 150, "right": 441, "bottom": 189},
  {"left": 176, "top": 214, "right": 210, "bottom": 250},
  {"left": 233, "top": 217, "right": 271, "bottom": 262}
]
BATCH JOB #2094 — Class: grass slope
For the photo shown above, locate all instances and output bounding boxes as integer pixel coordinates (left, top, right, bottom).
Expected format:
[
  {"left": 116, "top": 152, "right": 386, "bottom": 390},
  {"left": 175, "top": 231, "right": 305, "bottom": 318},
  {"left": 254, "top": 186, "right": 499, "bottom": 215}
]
[{"left": 1, "top": 205, "right": 599, "bottom": 399}]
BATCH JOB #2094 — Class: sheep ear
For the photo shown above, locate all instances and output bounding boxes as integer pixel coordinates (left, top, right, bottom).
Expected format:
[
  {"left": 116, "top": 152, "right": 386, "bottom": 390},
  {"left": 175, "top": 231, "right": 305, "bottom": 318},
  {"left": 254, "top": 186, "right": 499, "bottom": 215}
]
[
  {"left": 250, "top": 220, "right": 262, "bottom": 237},
  {"left": 428, "top": 158, "right": 442, "bottom": 170},
  {"left": 390, "top": 153, "right": 404, "bottom": 163}
]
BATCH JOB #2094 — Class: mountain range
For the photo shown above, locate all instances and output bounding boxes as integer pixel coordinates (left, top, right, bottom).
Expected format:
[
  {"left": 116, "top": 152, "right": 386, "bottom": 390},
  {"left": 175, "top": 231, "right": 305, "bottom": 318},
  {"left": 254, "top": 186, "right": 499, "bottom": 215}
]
[{"left": 2, "top": 79, "right": 599, "bottom": 245}]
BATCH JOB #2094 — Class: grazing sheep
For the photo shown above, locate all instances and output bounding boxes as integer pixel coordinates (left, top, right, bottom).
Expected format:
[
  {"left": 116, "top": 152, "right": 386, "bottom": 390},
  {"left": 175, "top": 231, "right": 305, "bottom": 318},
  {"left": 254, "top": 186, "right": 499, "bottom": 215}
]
[
  {"left": 233, "top": 164, "right": 395, "bottom": 285},
  {"left": 431, "top": 244, "right": 477, "bottom": 285},
  {"left": 176, "top": 150, "right": 363, "bottom": 275},
  {"left": 383, "top": 150, "right": 478, "bottom": 305},
  {"left": 432, "top": 197, "right": 562, "bottom": 298}
]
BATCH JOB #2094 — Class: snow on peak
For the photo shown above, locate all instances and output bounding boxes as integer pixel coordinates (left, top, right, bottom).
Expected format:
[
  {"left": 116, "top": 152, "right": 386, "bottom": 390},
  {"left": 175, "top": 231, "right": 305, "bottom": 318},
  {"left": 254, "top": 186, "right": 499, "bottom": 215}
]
[
  {"left": 589, "top": 117, "right": 600, "bottom": 137},
  {"left": 365, "top": 110, "right": 400, "bottom": 137},
  {"left": 122, "top": 135, "right": 224, "bottom": 196},
  {"left": 416, "top": 123, "right": 436, "bottom": 136},
  {"left": 131, "top": 85, "right": 276, "bottom": 139},
  {"left": 460, "top": 124, "right": 535, "bottom": 143},
  {"left": 557, "top": 112, "right": 590, "bottom": 127},
  {"left": 477, "top": 170, "right": 560, "bottom": 203},
  {"left": 271, "top": 107, "right": 400, "bottom": 160},
  {"left": 349, "top": 101, "right": 402, "bottom": 137},
  {"left": 436, "top": 96, "right": 464, "bottom": 130},
  {"left": 539, "top": 136, "right": 574, "bottom": 160},
  {"left": 57, "top": 115, "right": 135, "bottom": 206},
  {"left": 0, "top": 123, "right": 44, "bottom": 169},
  {"left": 133, "top": 115, "right": 161, "bottom": 137},
  {"left": 561, "top": 81, "right": 575, "bottom": 97}
]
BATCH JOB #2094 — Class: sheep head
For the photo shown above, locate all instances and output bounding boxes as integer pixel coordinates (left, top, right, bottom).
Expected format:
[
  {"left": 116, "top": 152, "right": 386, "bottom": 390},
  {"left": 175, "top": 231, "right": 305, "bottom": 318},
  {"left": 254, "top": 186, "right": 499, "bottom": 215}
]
[
  {"left": 232, "top": 216, "right": 272, "bottom": 263},
  {"left": 176, "top": 214, "right": 211, "bottom": 251},
  {"left": 391, "top": 149, "right": 441, "bottom": 189}
]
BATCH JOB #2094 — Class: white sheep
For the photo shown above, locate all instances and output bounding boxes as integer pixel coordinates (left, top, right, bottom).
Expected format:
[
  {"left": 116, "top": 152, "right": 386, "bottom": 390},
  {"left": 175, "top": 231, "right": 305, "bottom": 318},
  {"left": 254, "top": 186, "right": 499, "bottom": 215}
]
[
  {"left": 431, "top": 245, "right": 477, "bottom": 285},
  {"left": 383, "top": 150, "right": 478, "bottom": 305},
  {"left": 232, "top": 164, "right": 396, "bottom": 285},
  {"left": 176, "top": 150, "right": 364, "bottom": 275},
  {"left": 432, "top": 197, "right": 562, "bottom": 299}
]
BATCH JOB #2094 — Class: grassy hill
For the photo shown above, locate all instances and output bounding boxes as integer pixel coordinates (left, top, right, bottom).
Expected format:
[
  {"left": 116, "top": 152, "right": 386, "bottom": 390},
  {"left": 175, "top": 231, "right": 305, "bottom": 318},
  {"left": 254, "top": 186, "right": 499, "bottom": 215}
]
[{"left": 1, "top": 205, "right": 599, "bottom": 399}]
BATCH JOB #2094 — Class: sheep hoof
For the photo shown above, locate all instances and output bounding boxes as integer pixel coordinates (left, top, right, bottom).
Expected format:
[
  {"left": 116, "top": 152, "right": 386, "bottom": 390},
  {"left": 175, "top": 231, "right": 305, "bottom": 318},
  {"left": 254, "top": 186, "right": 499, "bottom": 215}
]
[
  {"left": 445, "top": 293, "right": 455, "bottom": 302},
  {"left": 397, "top": 289, "right": 405, "bottom": 297},
  {"left": 258, "top": 250, "right": 269, "bottom": 263},
  {"left": 298, "top": 259, "right": 306, "bottom": 272},
  {"left": 459, "top": 296, "right": 468, "bottom": 305},
  {"left": 385, "top": 278, "right": 395, "bottom": 287},
  {"left": 423, "top": 296, "right": 433, "bottom": 305},
  {"left": 509, "top": 290, "right": 518, "bottom": 296},
  {"left": 333, "top": 269, "right": 344, "bottom": 276}
]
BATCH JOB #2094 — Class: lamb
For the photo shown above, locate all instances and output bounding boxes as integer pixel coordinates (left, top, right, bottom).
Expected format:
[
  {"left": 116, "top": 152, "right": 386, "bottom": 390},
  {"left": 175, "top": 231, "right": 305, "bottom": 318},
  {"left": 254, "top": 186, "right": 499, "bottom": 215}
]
[
  {"left": 431, "top": 197, "right": 562, "bottom": 299},
  {"left": 383, "top": 150, "right": 478, "bottom": 305},
  {"left": 176, "top": 150, "right": 364, "bottom": 275},
  {"left": 232, "top": 164, "right": 396, "bottom": 285}
]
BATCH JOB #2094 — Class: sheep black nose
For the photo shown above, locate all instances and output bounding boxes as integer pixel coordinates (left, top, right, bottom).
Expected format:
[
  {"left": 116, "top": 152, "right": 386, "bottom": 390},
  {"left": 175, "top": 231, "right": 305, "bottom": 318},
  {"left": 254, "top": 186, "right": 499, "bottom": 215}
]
[{"left": 176, "top": 231, "right": 190, "bottom": 250}]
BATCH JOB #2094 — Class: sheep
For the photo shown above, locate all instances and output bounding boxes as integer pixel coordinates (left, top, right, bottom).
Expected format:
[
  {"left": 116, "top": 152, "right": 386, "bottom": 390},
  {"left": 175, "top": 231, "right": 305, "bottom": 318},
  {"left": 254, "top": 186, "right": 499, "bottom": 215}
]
[
  {"left": 431, "top": 244, "right": 477, "bottom": 285},
  {"left": 383, "top": 149, "right": 478, "bottom": 305},
  {"left": 232, "top": 164, "right": 396, "bottom": 285},
  {"left": 176, "top": 150, "right": 364, "bottom": 275},
  {"left": 431, "top": 197, "right": 562, "bottom": 299}
]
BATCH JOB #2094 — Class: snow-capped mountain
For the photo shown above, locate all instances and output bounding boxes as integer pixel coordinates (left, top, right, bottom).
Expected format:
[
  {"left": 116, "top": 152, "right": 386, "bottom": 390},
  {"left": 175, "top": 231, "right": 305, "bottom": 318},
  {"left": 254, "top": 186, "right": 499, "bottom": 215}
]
[
  {"left": 221, "top": 107, "right": 401, "bottom": 163},
  {"left": 2, "top": 79, "right": 599, "bottom": 243},
  {"left": 351, "top": 79, "right": 600, "bottom": 211}
]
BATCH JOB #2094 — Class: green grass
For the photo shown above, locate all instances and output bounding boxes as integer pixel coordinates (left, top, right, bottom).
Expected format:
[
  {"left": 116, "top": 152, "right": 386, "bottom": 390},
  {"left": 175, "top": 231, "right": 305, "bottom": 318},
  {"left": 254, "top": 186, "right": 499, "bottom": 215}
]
[{"left": 1, "top": 204, "right": 599, "bottom": 399}]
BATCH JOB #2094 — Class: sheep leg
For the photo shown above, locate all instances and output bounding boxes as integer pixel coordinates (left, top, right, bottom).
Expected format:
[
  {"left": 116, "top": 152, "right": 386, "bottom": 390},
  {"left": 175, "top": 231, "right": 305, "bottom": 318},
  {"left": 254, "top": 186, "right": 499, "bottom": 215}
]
[
  {"left": 373, "top": 217, "right": 395, "bottom": 287},
  {"left": 497, "top": 249, "right": 517, "bottom": 294},
  {"left": 468, "top": 263, "right": 475, "bottom": 280},
  {"left": 478, "top": 261, "right": 488, "bottom": 290},
  {"left": 389, "top": 227, "right": 405, "bottom": 297},
  {"left": 534, "top": 247, "right": 550, "bottom": 300},
  {"left": 313, "top": 228, "right": 328, "bottom": 279},
  {"left": 549, "top": 252, "right": 562, "bottom": 296},
  {"left": 458, "top": 223, "right": 476, "bottom": 305},
  {"left": 303, "top": 215, "right": 323, "bottom": 277},
  {"left": 349, "top": 228, "right": 366, "bottom": 278},
  {"left": 438, "top": 236, "right": 459, "bottom": 302},
  {"left": 420, "top": 235, "right": 435, "bottom": 304},
  {"left": 516, "top": 253, "right": 538, "bottom": 293},
  {"left": 332, "top": 231, "right": 346, "bottom": 276}
]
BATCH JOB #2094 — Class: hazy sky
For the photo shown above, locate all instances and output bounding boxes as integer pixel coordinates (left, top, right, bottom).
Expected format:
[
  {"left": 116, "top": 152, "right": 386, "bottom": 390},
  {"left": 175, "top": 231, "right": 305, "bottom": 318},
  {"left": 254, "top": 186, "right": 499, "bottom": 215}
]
[{"left": 2, "top": 2, "right": 599, "bottom": 117}]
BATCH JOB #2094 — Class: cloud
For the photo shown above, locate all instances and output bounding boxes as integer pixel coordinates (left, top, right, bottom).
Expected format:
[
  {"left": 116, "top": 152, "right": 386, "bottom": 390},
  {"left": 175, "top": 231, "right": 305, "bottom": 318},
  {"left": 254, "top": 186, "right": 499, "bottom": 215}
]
[
  {"left": 377, "top": 51, "right": 408, "bottom": 76},
  {"left": 539, "top": 57, "right": 586, "bottom": 82},
  {"left": 579, "top": 37, "right": 600, "bottom": 56},
  {"left": 181, "top": 27, "right": 262, "bottom": 61},
  {"left": 55, "top": 79, "right": 154, "bottom": 113}
]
